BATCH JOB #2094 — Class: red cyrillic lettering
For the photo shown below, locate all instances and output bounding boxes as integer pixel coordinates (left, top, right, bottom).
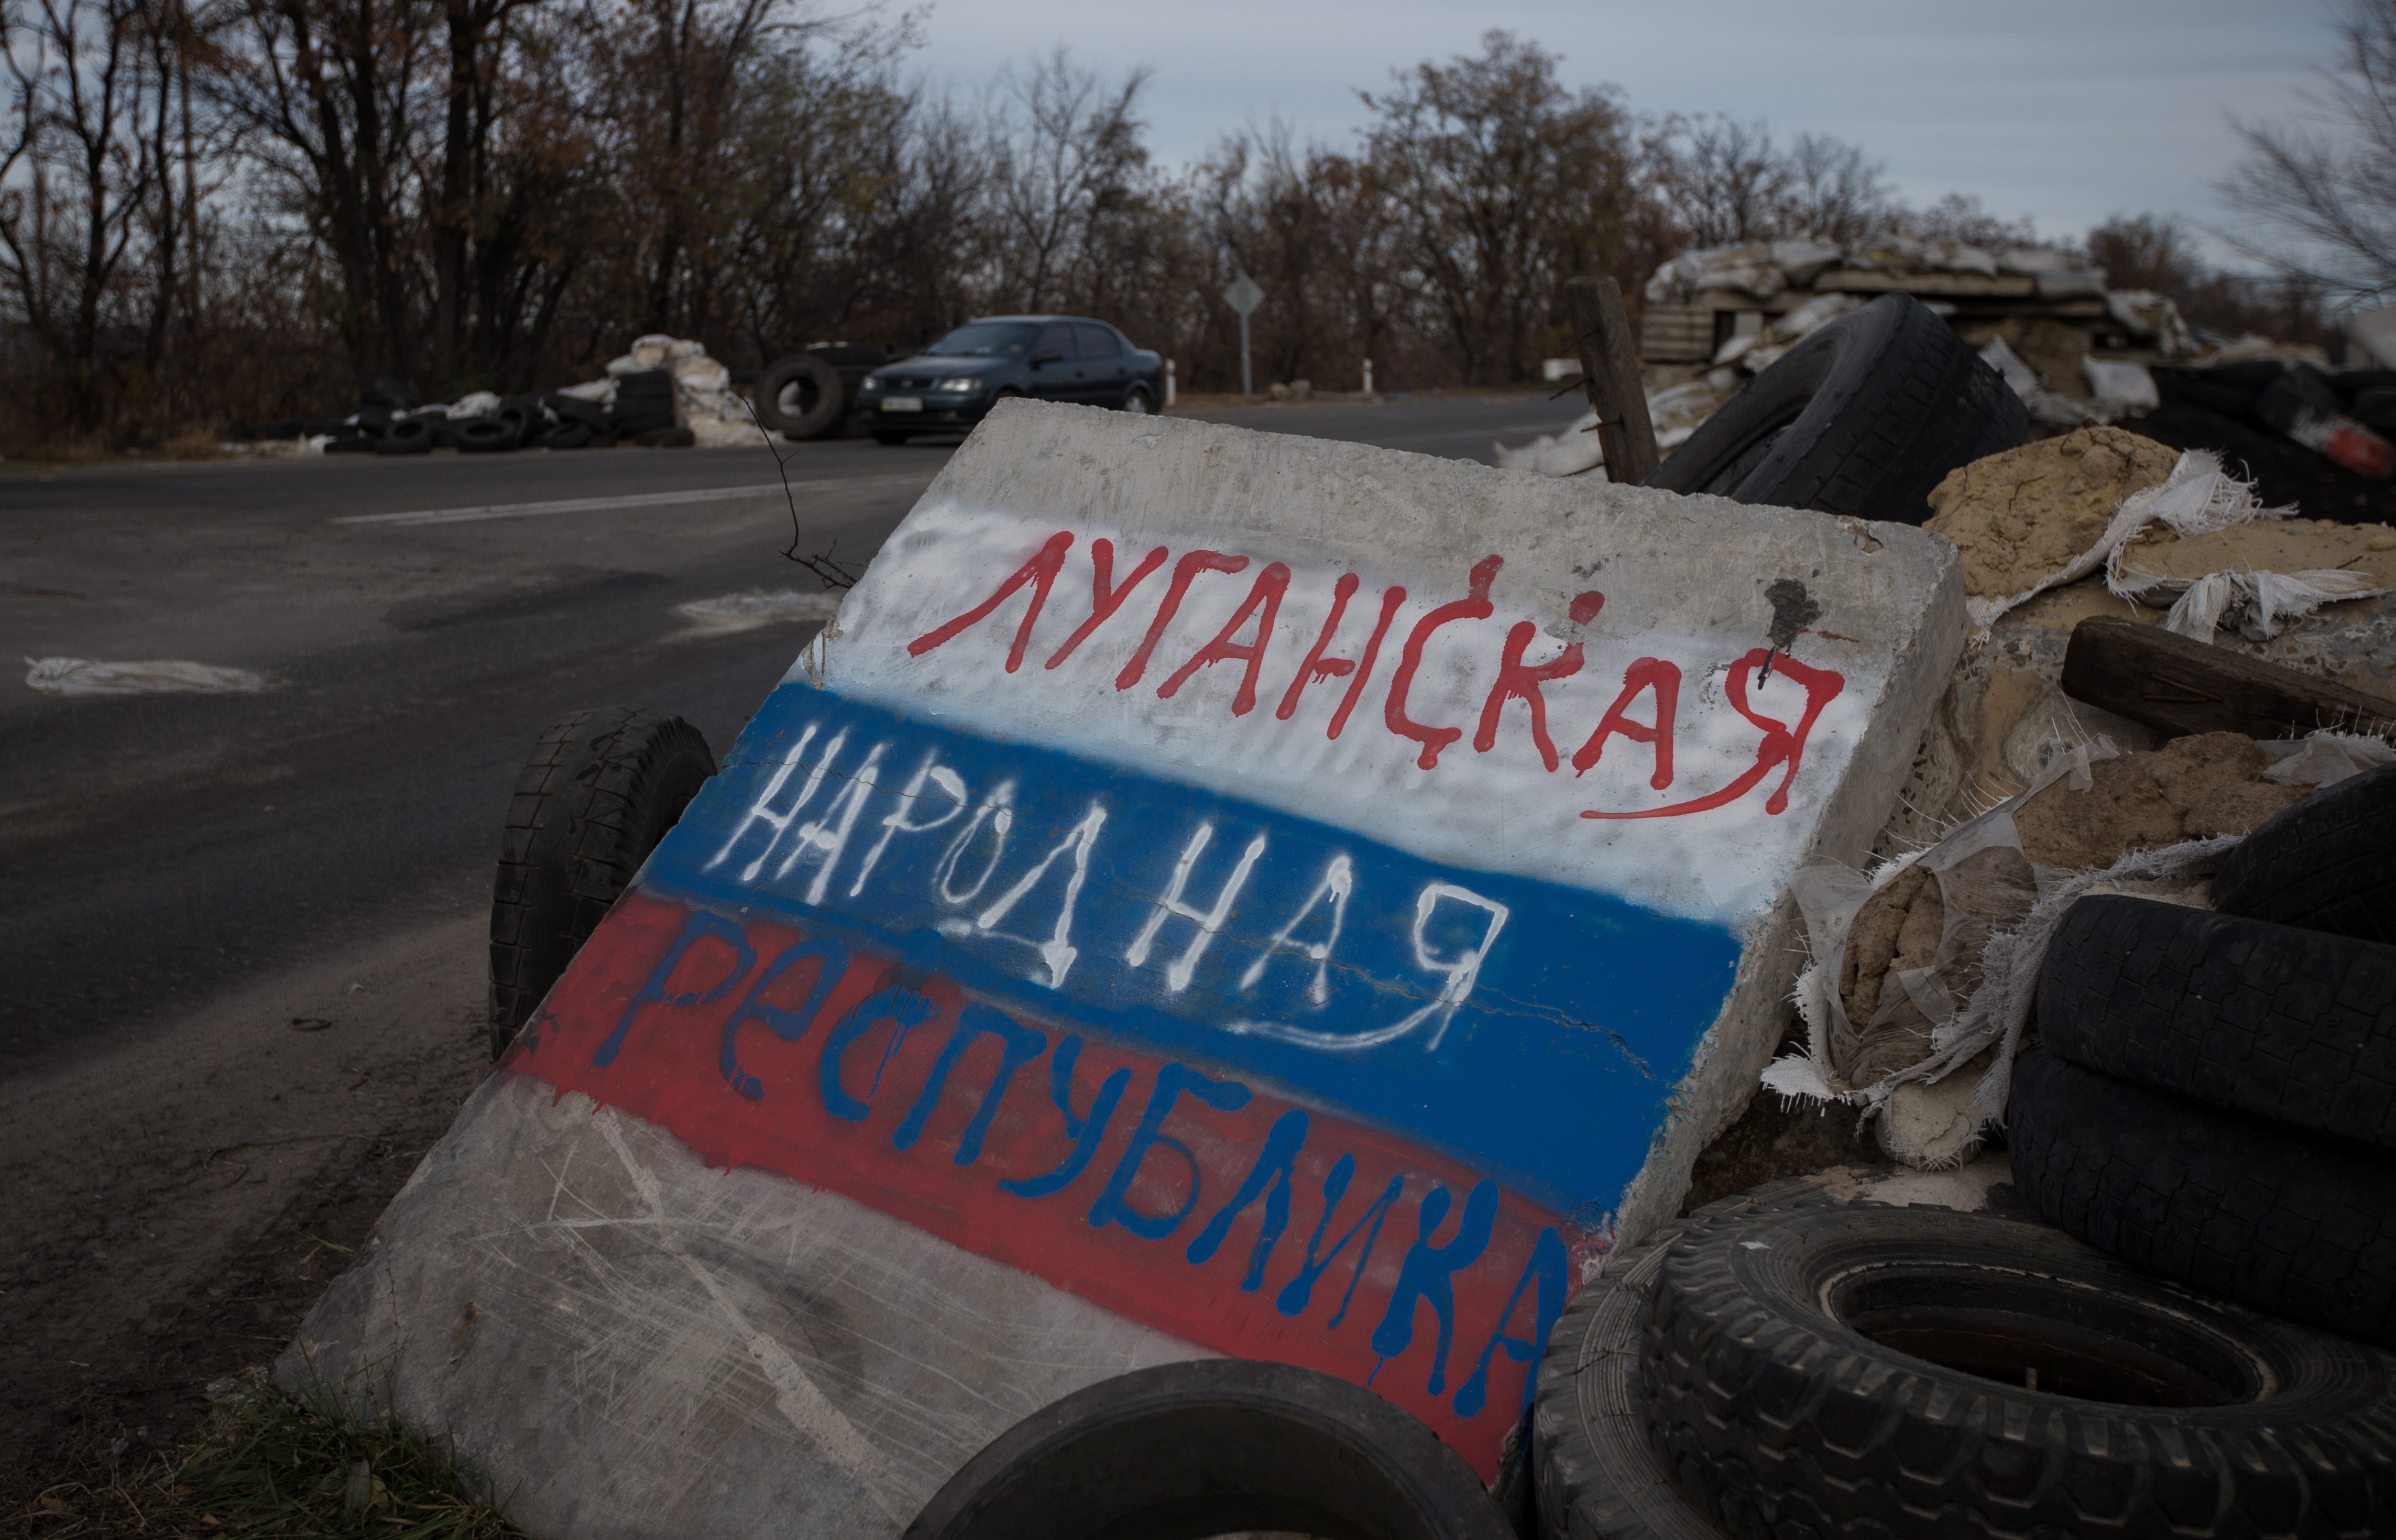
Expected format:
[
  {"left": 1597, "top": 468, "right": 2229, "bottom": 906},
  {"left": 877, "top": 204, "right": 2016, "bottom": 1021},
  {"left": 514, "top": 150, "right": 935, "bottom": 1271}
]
[
  {"left": 1275, "top": 576, "right": 1409, "bottom": 740},
  {"left": 1115, "top": 550, "right": 1249, "bottom": 690},
  {"left": 905, "top": 530, "right": 1075, "bottom": 673},
  {"left": 1275, "top": 573, "right": 1361, "bottom": 719},
  {"left": 1158, "top": 561, "right": 1291, "bottom": 714},
  {"left": 1044, "top": 538, "right": 1169, "bottom": 670},
  {"left": 1581, "top": 648, "right": 1844, "bottom": 820},
  {"left": 1473, "top": 621, "right": 1585, "bottom": 771},
  {"left": 1570, "top": 657, "right": 1680, "bottom": 788},
  {"left": 1385, "top": 555, "right": 1502, "bottom": 770}
]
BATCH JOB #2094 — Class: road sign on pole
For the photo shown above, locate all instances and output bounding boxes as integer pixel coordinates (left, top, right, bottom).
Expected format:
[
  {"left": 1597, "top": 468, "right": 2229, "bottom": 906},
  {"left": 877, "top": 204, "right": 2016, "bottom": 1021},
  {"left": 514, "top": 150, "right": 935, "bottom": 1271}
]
[{"left": 1224, "top": 273, "right": 1264, "bottom": 397}]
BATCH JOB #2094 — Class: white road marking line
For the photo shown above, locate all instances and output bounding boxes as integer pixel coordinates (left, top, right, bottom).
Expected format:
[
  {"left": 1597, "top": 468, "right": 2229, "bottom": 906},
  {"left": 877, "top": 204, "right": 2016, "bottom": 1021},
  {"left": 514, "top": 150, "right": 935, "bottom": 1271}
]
[{"left": 330, "top": 476, "right": 920, "bottom": 527}]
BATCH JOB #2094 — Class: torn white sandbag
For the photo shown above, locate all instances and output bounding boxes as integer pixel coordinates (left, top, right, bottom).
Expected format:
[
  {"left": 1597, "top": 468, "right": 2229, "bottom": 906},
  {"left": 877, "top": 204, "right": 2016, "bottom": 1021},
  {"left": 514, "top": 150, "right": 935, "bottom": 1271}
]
[
  {"left": 2083, "top": 357, "right": 2159, "bottom": 413},
  {"left": 1492, "top": 409, "right": 1604, "bottom": 477},
  {"left": 1979, "top": 336, "right": 2040, "bottom": 398},
  {"left": 2137, "top": 565, "right": 2390, "bottom": 642},
  {"left": 26, "top": 656, "right": 281, "bottom": 694},
  {"left": 555, "top": 377, "right": 616, "bottom": 407},
  {"left": 2105, "top": 290, "right": 2200, "bottom": 357},
  {"left": 1766, "top": 733, "right": 2258, "bottom": 1167},
  {"left": 2262, "top": 730, "right": 2396, "bottom": 787},
  {"left": 1998, "top": 247, "right": 2075, "bottom": 276},
  {"left": 1768, "top": 239, "right": 1845, "bottom": 286},
  {"left": 2100, "top": 451, "right": 2349, "bottom": 642},
  {"left": 451, "top": 390, "right": 502, "bottom": 418},
  {"left": 1771, "top": 291, "right": 1861, "bottom": 343}
]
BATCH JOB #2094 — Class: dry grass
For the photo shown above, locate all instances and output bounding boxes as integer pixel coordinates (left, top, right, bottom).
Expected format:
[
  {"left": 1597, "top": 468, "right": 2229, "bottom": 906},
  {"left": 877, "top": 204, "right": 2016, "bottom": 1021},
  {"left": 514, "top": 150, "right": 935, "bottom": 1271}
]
[{"left": 2, "top": 1371, "right": 522, "bottom": 1540}]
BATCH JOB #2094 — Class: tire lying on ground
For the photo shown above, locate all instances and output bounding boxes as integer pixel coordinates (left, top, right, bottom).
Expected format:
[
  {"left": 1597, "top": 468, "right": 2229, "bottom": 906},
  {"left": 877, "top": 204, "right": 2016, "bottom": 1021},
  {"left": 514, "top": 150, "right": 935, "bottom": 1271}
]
[
  {"left": 1644, "top": 292, "right": 2027, "bottom": 526},
  {"left": 902, "top": 1359, "right": 1514, "bottom": 1540},
  {"left": 754, "top": 352, "right": 844, "bottom": 440},
  {"left": 2213, "top": 759, "right": 2396, "bottom": 942},
  {"left": 488, "top": 708, "right": 715, "bottom": 1061},
  {"left": 450, "top": 414, "right": 521, "bottom": 453},
  {"left": 2009, "top": 1046, "right": 2396, "bottom": 1350},
  {"left": 1641, "top": 1193, "right": 2396, "bottom": 1539},
  {"left": 375, "top": 414, "right": 435, "bottom": 454},
  {"left": 2037, "top": 893, "right": 2396, "bottom": 1148}
]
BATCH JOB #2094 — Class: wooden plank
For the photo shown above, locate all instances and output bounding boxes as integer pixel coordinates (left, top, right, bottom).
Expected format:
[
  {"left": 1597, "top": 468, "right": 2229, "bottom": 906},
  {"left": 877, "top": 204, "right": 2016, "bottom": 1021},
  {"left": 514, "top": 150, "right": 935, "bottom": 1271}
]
[
  {"left": 1564, "top": 276, "right": 1661, "bottom": 484},
  {"left": 1815, "top": 269, "right": 2036, "bottom": 299},
  {"left": 2060, "top": 616, "right": 2396, "bottom": 741}
]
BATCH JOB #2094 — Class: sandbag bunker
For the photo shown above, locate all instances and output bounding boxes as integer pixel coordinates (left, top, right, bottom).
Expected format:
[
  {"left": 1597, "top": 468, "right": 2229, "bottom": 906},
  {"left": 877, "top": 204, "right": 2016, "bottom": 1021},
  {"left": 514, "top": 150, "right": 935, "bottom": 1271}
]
[{"left": 281, "top": 399, "right": 1966, "bottom": 1536}]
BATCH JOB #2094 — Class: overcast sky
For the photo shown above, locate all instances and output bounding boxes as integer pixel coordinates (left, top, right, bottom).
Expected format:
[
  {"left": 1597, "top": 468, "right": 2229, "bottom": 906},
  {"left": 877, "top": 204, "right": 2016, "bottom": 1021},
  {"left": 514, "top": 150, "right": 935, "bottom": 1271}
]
[{"left": 913, "top": 0, "right": 2350, "bottom": 263}]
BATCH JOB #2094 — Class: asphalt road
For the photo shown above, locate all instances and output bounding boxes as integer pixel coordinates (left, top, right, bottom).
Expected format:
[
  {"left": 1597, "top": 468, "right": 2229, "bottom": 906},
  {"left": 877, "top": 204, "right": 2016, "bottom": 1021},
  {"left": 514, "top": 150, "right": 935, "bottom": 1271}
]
[{"left": 0, "top": 394, "right": 1584, "bottom": 1073}]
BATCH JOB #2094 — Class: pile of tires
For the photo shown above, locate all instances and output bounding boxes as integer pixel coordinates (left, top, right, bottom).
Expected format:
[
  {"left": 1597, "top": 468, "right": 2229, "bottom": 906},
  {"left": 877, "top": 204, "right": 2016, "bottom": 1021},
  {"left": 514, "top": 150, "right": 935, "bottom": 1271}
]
[
  {"left": 2009, "top": 760, "right": 2396, "bottom": 1351},
  {"left": 313, "top": 371, "right": 698, "bottom": 454},
  {"left": 1536, "top": 1174, "right": 2396, "bottom": 1539}
]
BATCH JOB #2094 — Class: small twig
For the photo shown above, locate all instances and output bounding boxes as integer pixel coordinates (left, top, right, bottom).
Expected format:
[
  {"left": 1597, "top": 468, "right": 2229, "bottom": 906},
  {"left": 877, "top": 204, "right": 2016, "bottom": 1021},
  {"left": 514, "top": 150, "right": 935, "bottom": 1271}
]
[{"left": 740, "top": 395, "right": 859, "bottom": 589}]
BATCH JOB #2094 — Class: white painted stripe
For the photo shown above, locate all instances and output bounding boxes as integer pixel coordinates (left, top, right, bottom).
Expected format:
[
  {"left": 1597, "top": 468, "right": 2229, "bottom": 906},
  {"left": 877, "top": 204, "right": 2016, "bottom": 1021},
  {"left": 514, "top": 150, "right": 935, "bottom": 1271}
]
[{"left": 330, "top": 475, "right": 922, "bottom": 527}]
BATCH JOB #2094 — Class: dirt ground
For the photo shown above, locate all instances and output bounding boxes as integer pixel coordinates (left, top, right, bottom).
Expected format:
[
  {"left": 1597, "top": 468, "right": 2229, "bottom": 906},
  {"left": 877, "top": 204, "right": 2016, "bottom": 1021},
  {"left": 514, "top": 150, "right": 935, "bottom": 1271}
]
[{"left": 0, "top": 911, "right": 490, "bottom": 1513}]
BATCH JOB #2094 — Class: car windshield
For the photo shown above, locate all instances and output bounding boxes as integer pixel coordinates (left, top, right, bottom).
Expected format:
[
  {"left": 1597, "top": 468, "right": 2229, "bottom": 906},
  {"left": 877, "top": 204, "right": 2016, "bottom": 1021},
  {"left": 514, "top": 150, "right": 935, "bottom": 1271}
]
[{"left": 925, "top": 323, "right": 1038, "bottom": 358}]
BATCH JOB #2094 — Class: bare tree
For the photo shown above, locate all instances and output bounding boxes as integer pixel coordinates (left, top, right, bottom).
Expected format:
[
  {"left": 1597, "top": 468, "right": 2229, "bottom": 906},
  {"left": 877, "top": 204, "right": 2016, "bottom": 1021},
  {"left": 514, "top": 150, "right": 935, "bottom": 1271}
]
[
  {"left": 984, "top": 47, "right": 1149, "bottom": 312},
  {"left": 1363, "top": 30, "right": 1633, "bottom": 384},
  {"left": 2222, "top": 0, "right": 2396, "bottom": 305},
  {"left": 1778, "top": 132, "right": 1893, "bottom": 244},
  {"left": 1647, "top": 115, "right": 1784, "bottom": 247},
  {"left": 1, "top": 0, "right": 166, "bottom": 429}
]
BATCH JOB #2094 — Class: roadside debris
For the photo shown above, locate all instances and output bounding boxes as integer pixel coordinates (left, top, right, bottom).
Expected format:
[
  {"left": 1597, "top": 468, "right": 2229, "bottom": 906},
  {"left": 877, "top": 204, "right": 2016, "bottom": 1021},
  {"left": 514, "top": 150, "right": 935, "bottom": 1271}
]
[
  {"left": 24, "top": 656, "right": 282, "bottom": 694},
  {"left": 231, "top": 335, "right": 772, "bottom": 456}
]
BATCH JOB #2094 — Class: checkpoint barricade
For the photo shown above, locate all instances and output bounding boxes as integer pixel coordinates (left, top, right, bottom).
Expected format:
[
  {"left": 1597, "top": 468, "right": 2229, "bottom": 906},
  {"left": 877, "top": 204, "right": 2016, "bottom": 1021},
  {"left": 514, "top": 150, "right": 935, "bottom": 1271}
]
[{"left": 281, "top": 399, "right": 1964, "bottom": 1538}]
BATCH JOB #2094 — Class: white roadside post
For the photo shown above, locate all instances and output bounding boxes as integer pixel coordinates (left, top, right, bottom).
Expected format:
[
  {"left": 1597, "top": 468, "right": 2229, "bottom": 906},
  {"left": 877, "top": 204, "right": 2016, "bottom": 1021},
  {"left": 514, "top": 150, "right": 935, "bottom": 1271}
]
[
  {"left": 1224, "top": 273, "right": 1265, "bottom": 398},
  {"left": 1363, "top": 358, "right": 1374, "bottom": 396},
  {"left": 1165, "top": 359, "right": 1177, "bottom": 409}
]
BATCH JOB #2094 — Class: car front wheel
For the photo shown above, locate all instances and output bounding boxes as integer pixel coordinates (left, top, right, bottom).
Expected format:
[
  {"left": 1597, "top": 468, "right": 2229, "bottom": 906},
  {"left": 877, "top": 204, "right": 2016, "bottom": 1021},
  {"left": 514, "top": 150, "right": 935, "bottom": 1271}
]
[{"left": 1121, "top": 386, "right": 1154, "bottom": 414}]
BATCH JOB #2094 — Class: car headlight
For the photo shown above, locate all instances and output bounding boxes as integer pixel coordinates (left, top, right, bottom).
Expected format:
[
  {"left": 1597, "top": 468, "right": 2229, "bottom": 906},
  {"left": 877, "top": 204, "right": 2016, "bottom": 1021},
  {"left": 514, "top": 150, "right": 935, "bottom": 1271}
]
[{"left": 934, "top": 376, "right": 981, "bottom": 394}]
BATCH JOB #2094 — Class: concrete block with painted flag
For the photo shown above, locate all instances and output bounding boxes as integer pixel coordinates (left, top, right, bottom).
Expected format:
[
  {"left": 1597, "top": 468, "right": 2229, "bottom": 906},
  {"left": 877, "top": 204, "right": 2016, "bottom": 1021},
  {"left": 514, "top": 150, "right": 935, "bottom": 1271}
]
[{"left": 280, "top": 398, "right": 1965, "bottom": 1537}]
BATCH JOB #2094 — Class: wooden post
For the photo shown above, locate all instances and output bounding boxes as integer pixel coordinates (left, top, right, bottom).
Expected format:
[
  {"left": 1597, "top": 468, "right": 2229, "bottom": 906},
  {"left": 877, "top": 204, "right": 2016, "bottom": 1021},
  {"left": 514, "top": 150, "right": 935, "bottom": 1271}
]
[
  {"left": 1563, "top": 275, "right": 1660, "bottom": 485},
  {"left": 2061, "top": 616, "right": 2396, "bottom": 741}
]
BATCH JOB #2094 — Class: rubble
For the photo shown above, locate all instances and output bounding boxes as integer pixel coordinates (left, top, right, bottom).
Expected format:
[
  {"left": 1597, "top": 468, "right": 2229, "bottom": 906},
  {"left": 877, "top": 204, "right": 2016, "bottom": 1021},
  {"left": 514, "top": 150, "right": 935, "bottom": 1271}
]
[{"left": 1923, "top": 425, "right": 2180, "bottom": 625}]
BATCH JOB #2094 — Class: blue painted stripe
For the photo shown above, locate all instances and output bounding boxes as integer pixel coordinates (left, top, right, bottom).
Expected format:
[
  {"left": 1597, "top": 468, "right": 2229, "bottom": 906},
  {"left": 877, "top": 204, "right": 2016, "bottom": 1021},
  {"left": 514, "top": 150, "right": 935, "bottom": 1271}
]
[{"left": 641, "top": 686, "right": 1743, "bottom": 1214}]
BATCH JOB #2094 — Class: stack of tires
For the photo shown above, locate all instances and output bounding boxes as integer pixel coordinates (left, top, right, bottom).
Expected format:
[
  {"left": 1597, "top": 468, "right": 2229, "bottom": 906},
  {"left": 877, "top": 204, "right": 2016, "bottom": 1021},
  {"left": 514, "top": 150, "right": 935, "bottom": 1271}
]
[
  {"left": 2009, "top": 760, "right": 2396, "bottom": 1351},
  {"left": 1534, "top": 765, "right": 2396, "bottom": 1539}
]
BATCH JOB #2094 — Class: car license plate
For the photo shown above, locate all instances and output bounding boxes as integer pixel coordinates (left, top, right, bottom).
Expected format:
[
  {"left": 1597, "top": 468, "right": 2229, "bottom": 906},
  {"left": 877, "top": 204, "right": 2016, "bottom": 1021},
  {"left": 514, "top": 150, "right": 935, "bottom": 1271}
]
[{"left": 881, "top": 396, "right": 923, "bottom": 412}]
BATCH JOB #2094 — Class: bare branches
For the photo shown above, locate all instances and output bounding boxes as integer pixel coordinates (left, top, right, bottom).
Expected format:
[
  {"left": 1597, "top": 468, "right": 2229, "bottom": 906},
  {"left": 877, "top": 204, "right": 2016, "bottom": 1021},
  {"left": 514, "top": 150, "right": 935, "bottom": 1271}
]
[{"left": 2220, "top": 0, "right": 2396, "bottom": 305}]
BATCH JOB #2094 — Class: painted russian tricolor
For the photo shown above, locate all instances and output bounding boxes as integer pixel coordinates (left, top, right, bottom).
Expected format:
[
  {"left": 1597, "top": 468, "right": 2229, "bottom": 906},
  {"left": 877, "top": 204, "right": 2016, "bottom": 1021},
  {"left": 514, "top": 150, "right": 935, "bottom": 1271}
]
[{"left": 289, "top": 401, "right": 1962, "bottom": 1533}]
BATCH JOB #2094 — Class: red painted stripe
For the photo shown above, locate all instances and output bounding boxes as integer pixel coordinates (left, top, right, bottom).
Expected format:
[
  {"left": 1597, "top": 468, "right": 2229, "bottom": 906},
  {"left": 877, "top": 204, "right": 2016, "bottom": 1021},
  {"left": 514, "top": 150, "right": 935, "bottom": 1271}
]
[{"left": 508, "top": 890, "right": 1588, "bottom": 1476}]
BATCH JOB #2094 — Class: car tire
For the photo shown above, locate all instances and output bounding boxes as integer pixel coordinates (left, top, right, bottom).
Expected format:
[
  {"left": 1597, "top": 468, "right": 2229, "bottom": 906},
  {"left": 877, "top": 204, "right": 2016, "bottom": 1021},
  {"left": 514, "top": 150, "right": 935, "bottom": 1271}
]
[
  {"left": 2214, "top": 760, "right": 2396, "bottom": 942},
  {"left": 902, "top": 1359, "right": 1515, "bottom": 1540},
  {"left": 451, "top": 415, "right": 521, "bottom": 453},
  {"left": 2036, "top": 894, "right": 2396, "bottom": 1148},
  {"left": 375, "top": 415, "right": 435, "bottom": 454},
  {"left": 1121, "top": 385, "right": 1154, "bottom": 414},
  {"left": 873, "top": 430, "right": 911, "bottom": 445},
  {"left": 488, "top": 708, "right": 715, "bottom": 1062},
  {"left": 756, "top": 353, "right": 845, "bottom": 440},
  {"left": 1535, "top": 1178, "right": 1839, "bottom": 1540},
  {"left": 1644, "top": 293, "right": 2027, "bottom": 526},
  {"left": 2009, "top": 1046, "right": 2396, "bottom": 1349},
  {"left": 1641, "top": 1192, "right": 2396, "bottom": 1539}
]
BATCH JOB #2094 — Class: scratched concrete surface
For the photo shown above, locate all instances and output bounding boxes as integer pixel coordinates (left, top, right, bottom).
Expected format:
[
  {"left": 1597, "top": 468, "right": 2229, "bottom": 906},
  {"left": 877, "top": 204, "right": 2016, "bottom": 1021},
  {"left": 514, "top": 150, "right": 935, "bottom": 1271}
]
[{"left": 280, "top": 1072, "right": 1207, "bottom": 1535}]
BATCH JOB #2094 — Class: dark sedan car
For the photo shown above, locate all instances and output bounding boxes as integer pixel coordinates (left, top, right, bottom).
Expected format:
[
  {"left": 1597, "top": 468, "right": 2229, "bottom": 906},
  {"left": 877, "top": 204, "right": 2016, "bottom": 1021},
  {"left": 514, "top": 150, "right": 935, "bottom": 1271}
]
[{"left": 852, "top": 315, "right": 1164, "bottom": 443}]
